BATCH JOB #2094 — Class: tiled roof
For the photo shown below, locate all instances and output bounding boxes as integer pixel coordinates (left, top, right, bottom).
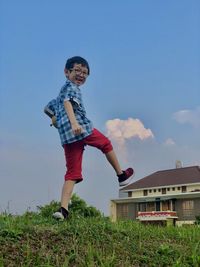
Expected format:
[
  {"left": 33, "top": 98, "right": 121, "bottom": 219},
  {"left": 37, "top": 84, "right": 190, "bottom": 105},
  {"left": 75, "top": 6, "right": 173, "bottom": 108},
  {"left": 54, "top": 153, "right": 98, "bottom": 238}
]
[{"left": 121, "top": 166, "right": 200, "bottom": 191}]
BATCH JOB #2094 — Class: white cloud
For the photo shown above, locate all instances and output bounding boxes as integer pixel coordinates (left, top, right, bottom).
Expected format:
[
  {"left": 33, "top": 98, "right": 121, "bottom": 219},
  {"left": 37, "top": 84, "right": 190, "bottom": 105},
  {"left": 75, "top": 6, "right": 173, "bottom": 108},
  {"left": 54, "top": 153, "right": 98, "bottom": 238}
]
[
  {"left": 173, "top": 107, "right": 200, "bottom": 128},
  {"left": 105, "top": 118, "right": 154, "bottom": 144},
  {"left": 164, "top": 138, "right": 176, "bottom": 146}
]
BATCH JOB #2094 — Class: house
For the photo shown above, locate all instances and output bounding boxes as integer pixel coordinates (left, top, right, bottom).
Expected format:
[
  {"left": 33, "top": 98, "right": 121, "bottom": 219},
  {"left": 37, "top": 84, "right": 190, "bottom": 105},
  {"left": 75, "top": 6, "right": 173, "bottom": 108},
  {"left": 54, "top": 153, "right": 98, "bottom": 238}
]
[{"left": 110, "top": 165, "right": 200, "bottom": 226}]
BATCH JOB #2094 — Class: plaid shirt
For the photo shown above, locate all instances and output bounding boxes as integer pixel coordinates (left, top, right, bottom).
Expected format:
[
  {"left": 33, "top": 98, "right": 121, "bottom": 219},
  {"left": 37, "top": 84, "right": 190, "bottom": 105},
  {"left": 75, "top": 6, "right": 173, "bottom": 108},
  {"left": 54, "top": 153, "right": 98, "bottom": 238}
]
[{"left": 45, "top": 78, "right": 93, "bottom": 145}]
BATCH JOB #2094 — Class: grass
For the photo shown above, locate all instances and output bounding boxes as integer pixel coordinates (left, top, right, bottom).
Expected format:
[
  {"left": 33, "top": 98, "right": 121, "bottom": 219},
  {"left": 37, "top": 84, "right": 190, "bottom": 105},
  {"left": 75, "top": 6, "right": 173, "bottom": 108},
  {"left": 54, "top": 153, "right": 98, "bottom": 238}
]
[{"left": 0, "top": 210, "right": 200, "bottom": 266}]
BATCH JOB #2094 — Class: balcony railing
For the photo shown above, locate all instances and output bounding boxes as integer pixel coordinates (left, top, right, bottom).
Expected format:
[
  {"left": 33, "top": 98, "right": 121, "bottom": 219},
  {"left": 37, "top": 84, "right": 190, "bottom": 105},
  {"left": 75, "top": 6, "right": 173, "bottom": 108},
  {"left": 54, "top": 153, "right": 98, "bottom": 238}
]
[{"left": 137, "top": 211, "right": 178, "bottom": 221}]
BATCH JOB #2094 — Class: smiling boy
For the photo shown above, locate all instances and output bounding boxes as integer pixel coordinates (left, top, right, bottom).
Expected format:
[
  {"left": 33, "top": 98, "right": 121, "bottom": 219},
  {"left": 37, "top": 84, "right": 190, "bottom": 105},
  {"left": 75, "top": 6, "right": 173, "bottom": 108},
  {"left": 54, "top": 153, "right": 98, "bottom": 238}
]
[{"left": 44, "top": 56, "right": 134, "bottom": 220}]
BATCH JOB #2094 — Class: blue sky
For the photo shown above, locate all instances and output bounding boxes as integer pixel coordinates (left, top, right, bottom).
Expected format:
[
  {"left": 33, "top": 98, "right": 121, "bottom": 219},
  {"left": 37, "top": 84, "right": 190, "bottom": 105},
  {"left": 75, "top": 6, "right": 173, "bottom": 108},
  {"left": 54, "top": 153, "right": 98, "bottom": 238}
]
[{"left": 0, "top": 0, "right": 200, "bottom": 215}]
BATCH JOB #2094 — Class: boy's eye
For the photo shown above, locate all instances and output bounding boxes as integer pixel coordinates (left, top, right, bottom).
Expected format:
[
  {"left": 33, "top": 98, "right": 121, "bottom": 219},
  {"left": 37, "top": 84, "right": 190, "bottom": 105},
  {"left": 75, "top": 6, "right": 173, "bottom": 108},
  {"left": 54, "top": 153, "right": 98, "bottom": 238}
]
[{"left": 72, "top": 68, "right": 88, "bottom": 77}]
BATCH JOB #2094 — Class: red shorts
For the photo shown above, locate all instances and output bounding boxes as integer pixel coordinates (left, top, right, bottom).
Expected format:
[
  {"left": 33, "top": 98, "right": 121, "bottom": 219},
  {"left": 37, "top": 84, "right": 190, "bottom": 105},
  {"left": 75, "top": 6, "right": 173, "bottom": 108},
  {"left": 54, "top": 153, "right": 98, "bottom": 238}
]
[{"left": 63, "top": 128, "right": 113, "bottom": 183}]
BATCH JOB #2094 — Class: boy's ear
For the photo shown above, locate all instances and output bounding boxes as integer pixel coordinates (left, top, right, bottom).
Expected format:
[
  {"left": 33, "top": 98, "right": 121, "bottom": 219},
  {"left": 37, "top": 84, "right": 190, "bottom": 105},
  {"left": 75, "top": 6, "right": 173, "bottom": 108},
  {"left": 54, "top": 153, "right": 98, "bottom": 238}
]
[{"left": 64, "top": 68, "right": 70, "bottom": 77}]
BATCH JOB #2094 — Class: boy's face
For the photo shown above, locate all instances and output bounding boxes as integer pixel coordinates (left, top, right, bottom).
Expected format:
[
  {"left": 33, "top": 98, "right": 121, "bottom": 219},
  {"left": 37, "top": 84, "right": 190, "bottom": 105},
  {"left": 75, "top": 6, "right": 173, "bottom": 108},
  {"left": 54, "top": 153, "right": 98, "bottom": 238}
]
[{"left": 64, "top": 63, "right": 89, "bottom": 86}]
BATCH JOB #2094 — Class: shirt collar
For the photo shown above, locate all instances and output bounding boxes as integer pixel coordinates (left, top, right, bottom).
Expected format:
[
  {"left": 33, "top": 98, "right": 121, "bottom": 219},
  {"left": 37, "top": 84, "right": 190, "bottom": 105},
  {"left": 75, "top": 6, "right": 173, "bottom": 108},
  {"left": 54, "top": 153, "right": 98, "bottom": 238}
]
[{"left": 65, "top": 77, "right": 80, "bottom": 89}]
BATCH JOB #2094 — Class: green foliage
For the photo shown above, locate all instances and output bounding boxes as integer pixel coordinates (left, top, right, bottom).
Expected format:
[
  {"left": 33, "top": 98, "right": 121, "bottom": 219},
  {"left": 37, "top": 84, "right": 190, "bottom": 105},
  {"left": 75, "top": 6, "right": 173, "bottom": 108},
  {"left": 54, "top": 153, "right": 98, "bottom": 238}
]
[
  {"left": 37, "top": 200, "right": 60, "bottom": 218},
  {"left": 0, "top": 196, "right": 200, "bottom": 266},
  {"left": 195, "top": 215, "right": 200, "bottom": 225},
  {"left": 69, "top": 194, "right": 102, "bottom": 218},
  {"left": 37, "top": 193, "right": 102, "bottom": 219}
]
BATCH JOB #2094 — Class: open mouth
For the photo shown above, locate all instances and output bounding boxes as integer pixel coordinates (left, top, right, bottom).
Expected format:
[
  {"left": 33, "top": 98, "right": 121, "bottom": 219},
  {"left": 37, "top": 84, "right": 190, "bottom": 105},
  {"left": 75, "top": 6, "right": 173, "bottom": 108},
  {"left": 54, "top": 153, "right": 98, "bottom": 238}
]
[{"left": 75, "top": 76, "right": 85, "bottom": 83}]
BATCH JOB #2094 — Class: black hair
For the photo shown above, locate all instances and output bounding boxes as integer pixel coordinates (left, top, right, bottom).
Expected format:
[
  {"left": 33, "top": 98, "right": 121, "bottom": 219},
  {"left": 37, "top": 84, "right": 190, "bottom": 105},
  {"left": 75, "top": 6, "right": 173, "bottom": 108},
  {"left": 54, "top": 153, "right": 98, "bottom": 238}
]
[{"left": 65, "top": 56, "right": 90, "bottom": 75}]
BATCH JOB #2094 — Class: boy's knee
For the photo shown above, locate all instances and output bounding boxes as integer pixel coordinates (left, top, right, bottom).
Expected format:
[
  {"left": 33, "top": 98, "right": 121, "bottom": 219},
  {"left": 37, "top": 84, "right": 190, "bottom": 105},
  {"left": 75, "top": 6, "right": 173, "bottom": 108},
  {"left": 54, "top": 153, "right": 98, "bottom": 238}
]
[{"left": 101, "top": 138, "right": 113, "bottom": 154}]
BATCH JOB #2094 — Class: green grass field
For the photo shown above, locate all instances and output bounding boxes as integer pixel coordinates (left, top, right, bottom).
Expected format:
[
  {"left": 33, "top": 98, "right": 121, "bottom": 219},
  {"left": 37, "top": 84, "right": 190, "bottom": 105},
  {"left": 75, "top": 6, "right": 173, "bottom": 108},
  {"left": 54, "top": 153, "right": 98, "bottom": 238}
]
[{"left": 0, "top": 199, "right": 200, "bottom": 267}]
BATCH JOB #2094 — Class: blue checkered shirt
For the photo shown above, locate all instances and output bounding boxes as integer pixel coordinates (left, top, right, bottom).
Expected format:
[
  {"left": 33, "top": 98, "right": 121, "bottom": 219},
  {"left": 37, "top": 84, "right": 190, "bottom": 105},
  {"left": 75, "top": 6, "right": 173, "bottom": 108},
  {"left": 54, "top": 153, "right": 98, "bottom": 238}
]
[{"left": 45, "top": 79, "right": 93, "bottom": 145}]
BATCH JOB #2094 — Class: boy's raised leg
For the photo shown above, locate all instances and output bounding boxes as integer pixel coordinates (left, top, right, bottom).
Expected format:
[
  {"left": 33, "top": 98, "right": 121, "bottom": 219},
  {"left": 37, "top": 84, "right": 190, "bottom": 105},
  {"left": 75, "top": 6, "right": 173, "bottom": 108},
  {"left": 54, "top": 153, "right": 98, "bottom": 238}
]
[
  {"left": 105, "top": 150, "right": 123, "bottom": 175},
  {"left": 105, "top": 150, "right": 134, "bottom": 187}
]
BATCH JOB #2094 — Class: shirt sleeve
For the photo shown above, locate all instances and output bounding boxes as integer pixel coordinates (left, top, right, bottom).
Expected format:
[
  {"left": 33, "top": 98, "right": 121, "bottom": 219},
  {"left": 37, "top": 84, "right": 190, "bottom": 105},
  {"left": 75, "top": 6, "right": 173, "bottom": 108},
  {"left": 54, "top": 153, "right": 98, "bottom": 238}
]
[
  {"left": 64, "top": 84, "right": 80, "bottom": 106},
  {"left": 44, "top": 99, "right": 56, "bottom": 118}
]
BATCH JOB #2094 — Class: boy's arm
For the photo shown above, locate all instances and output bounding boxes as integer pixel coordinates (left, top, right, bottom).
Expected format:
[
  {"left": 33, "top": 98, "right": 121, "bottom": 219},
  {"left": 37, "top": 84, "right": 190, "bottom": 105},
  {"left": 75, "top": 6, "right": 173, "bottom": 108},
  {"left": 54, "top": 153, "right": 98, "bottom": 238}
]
[
  {"left": 51, "top": 116, "right": 58, "bottom": 128},
  {"left": 64, "top": 100, "right": 83, "bottom": 135}
]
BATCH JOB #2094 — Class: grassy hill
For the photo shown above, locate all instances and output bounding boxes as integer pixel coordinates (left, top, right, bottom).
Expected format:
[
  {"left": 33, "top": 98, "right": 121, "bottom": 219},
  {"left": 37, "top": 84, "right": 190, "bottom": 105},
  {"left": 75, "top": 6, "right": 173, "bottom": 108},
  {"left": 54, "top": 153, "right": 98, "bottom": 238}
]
[{"left": 0, "top": 199, "right": 200, "bottom": 267}]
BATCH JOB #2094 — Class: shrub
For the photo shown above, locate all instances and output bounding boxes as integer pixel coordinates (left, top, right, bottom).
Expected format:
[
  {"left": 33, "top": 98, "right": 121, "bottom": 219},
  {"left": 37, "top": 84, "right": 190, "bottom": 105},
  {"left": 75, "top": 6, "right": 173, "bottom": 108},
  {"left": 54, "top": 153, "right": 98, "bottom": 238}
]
[
  {"left": 37, "top": 200, "right": 60, "bottom": 218},
  {"left": 37, "top": 194, "right": 102, "bottom": 218},
  {"left": 69, "top": 194, "right": 102, "bottom": 218},
  {"left": 195, "top": 215, "right": 200, "bottom": 225}
]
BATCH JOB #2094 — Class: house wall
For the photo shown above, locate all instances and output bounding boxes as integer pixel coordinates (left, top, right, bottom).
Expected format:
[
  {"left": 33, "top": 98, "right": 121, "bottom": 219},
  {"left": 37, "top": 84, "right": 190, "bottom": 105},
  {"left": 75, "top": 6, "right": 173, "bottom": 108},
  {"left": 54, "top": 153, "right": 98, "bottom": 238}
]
[
  {"left": 175, "top": 198, "right": 200, "bottom": 221},
  {"left": 110, "top": 201, "right": 117, "bottom": 222},
  {"left": 188, "top": 184, "right": 200, "bottom": 192},
  {"left": 113, "top": 198, "right": 200, "bottom": 222},
  {"left": 130, "top": 184, "right": 200, "bottom": 198},
  {"left": 130, "top": 191, "right": 141, "bottom": 197}
]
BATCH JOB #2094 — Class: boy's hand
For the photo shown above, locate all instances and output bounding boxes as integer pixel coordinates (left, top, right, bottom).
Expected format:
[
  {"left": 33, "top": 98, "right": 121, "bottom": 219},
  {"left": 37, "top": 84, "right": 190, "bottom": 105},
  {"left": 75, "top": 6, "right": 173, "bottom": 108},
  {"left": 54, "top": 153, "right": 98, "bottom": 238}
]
[
  {"left": 64, "top": 101, "right": 83, "bottom": 135},
  {"left": 51, "top": 116, "right": 58, "bottom": 128},
  {"left": 71, "top": 122, "right": 83, "bottom": 135}
]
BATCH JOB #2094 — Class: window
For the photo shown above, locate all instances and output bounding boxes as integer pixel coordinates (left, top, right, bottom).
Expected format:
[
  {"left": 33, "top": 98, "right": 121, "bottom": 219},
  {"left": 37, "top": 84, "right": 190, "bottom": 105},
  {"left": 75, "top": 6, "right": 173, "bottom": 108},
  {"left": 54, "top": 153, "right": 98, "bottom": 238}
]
[
  {"left": 143, "top": 190, "right": 148, "bottom": 196},
  {"left": 138, "top": 203, "right": 146, "bottom": 212},
  {"left": 172, "top": 187, "right": 175, "bottom": 191},
  {"left": 162, "top": 188, "right": 166, "bottom": 194},
  {"left": 117, "top": 204, "right": 128, "bottom": 219},
  {"left": 158, "top": 189, "right": 161, "bottom": 192},
  {"left": 182, "top": 200, "right": 194, "bottom": 219},
  {"left": 146, "top": 202, "right": 155, "bottom": 211},
  {"left": 154, "top": 189, "right": 157, "bottom": 193},
  {"left": 162, "top": 200, "right": 170, "bottom": 211},
  {"left": 181, "top": 186, "right": 187, "bottom": 193},
  {"left": 156, "top": 200, "right": 161, "bottom": 211},
  {"left": 149, "top": 189, "right": 152, "bottom": 193},
  {"left": 177, "top": 187, "right": 180, "bottom": 190},
  {"left": 172, "top": 199, "right": 176, "bottom": 211},
  {"left": 182, "top": 200, "right": 194, "bottom": 210},
  {"left": 128, "top": 191, "right": 132, "bottom": 197},
  {"left": 167, "top": 188, "right": 170, "bottom": 191}
]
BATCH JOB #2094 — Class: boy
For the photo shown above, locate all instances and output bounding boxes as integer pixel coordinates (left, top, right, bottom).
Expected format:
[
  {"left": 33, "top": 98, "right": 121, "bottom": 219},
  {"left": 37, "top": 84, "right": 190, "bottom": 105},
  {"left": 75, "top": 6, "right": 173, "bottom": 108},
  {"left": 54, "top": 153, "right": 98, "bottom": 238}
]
[{"left": 44, "top": 56, "right": 134, "bottom": 220}]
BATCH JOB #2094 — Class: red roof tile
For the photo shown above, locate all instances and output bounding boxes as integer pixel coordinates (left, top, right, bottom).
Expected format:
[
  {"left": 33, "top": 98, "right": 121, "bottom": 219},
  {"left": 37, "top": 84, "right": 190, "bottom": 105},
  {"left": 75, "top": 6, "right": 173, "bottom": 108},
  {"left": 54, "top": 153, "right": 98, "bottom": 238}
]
[{"left": 121, "top": 166, "right": 200, "bottom": 191}]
